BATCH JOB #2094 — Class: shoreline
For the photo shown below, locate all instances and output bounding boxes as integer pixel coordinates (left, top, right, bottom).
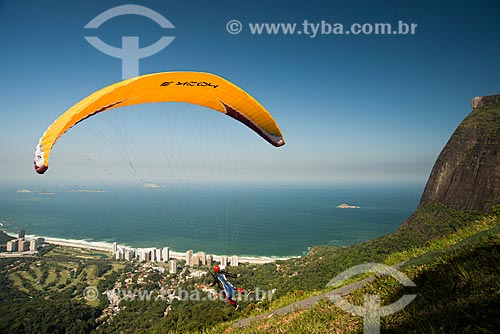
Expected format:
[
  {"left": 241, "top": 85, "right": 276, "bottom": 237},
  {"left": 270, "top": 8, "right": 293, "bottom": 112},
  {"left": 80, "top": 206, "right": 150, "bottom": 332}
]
[{"left": 2, "top": 231, "right": 296, "bottom": 264}]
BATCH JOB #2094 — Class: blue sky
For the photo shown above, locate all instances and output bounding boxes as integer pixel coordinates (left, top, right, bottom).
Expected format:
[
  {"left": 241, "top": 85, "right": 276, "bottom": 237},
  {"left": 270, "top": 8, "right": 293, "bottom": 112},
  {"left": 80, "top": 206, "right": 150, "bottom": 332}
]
[{"left": 1, "top": 0, "right": 499, "bottom": 187}]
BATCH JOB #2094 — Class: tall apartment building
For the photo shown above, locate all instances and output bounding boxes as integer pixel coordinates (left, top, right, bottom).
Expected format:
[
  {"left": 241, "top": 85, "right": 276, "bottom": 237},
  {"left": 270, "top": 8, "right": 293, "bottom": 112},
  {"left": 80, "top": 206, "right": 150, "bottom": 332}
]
[
  {"left": 162, "top": 247, "right": 170, "bottom": 262},
  {"left": 6, "top": 240, "right": 18, "bottom": 252},
  {"left": 168, "top": 259, "right": 177, "bottom": 274},
  {"left": 198, "top": 252, "right": 206, "bottom": 266},
  {"left": 186, "top": 249, "right": 193, "bottom": 266},
  {"left": 29, "top": 239, "right": 37, "bottom": 252},
  {"left": 206, "top": 254, "right": 213, "bottom": 267}
]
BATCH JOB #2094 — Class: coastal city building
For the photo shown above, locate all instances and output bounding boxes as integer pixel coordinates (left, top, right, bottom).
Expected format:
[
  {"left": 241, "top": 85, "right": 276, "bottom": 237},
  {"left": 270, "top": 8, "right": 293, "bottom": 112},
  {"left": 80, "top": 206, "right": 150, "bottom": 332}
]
[
  {"left": 6, "top": 240, "right": 18, "bottom": 252},
  {"left": 198, "top": 252, "right": 206, "bottom": 266},
  {"left": 162, "top": 247, "right": 170, "bottom": 262},
  {"left": 168, "top": 259, "right": 177, "bottom": 274},
  {"left": 1, "top": 229, "right": 279, "bottom": 266},
  {"left": 19, "top": 239, "right": 30, "bottom": 252},
  {"left": 115, "top": 249, "right": 124, "bottom": 260},
  {"left": 186, "top": 249, "right": 193, "bottom": 266},
  {"left": 124, "top": 249, "right": 134, "bottom": 261},
  {"left": 1, "top": 230, "right": 281, "bottom": 265},
  {"left": 29, "top": 239, "right": 37, "bottom": 252},
  {"left": 207, "top": 254, "right": 213, "bottom": 267},
  {"left": 190, "top": 254, "right": 199, "bottom": 267},
  {"left": 113, "top": 246, "right": 172, "bottom": 263},
  {"left": 154, "top": 248, "right": 161, "bottom": 262},
  {"left": 231, "top": 255, "right": 239, "bottom": 267},
  {"left": 2, "top": 230, "right": 44, "bottom": 254},
  {"left": 109, "top": 245, "right": 246, "bottom": 269}
]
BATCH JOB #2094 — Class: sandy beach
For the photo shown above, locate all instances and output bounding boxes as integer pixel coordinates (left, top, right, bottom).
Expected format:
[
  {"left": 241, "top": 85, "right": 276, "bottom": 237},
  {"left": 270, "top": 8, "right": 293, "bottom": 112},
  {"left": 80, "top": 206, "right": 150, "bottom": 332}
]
[{"left": 3, "top": 231, "right": 294, "bottom": 264}]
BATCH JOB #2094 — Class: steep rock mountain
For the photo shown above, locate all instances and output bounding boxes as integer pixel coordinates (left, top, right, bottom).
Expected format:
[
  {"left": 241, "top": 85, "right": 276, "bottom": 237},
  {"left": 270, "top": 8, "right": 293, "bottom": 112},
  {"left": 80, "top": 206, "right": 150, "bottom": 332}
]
[{"left": 419, "top": 94, "right": 500, "bottom": 213}]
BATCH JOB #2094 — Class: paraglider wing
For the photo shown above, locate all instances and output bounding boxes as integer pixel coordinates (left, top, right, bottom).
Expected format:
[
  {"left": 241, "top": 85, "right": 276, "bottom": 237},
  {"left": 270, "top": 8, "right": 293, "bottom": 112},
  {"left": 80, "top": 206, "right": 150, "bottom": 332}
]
[{"left": 34, "top": 71, "right": 285, "bottom": 174}]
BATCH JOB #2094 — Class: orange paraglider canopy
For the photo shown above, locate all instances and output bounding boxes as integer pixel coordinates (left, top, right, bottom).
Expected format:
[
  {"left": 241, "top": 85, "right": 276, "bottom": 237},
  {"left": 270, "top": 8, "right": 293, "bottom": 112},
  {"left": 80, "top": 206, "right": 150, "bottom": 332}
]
[{"left": 34, "top": 71, "right": 285, "bottom": 174}]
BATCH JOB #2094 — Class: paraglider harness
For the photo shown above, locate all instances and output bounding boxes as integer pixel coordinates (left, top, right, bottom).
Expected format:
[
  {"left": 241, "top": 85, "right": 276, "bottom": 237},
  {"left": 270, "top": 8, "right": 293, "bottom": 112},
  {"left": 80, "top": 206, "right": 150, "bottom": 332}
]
[{"left": 210, "top": 269, "right": 246, "bottom": 308}]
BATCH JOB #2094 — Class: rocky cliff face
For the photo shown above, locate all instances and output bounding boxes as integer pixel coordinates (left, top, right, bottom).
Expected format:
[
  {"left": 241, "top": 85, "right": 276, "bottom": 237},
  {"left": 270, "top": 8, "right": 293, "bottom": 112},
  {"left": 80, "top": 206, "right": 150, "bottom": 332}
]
[{"left": 419, "top": 94, "right": 500, "bottom": 213}]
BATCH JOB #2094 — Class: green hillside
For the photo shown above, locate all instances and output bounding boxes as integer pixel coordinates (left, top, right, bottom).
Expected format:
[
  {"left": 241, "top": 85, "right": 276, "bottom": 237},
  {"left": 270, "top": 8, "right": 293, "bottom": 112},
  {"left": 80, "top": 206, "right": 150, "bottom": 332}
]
[{"left": 209, "top": 209, "right": 500, "bottom": 334}]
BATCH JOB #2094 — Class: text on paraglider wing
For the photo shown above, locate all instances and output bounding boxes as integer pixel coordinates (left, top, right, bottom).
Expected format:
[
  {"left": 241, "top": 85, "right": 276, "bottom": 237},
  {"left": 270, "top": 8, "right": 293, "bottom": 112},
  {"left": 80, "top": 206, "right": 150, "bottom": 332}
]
[{"left": 160, "top": 81, "right": 219, "bottom": 89}]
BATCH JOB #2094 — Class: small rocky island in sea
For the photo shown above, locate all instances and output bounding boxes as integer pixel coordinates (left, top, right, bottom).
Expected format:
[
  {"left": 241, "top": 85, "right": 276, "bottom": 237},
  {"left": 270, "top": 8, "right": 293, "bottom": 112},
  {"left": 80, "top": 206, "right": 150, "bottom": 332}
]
[{"left": 336, "top": 203, "right": 360, "bottom": 209}]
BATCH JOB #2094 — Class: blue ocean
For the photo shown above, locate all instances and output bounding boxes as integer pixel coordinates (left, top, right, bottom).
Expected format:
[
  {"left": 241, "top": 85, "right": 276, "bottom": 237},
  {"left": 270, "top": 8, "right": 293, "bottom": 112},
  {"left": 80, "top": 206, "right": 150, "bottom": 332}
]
[{"left": 0, "top": 183, "right": 422, "bottom": 257}]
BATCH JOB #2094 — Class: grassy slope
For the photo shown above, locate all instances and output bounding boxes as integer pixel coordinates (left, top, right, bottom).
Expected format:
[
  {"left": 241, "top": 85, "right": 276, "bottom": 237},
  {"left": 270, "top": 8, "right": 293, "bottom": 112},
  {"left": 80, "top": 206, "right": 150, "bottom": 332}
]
[{"left": 216, "top": 212, "right": 500, "bottom": 334}]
